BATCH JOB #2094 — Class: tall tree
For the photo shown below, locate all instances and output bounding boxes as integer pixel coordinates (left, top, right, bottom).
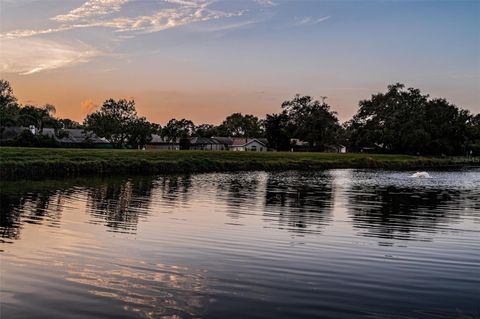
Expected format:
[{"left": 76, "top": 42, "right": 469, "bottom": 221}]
[
  {"left": 84, "top": 99, "right": 137, "bottom": 147},
  {"left": 281, "top": 94, "right": 341, "bottom": 150},
  {"left": 346, "top": 83, "right": 474, "bottom": 155},
  {"left": 161, "top": 118, "right": 195, "bottom": 149},
  {"left": 127, "top": 117, "right": 154, "bottom": 148},
  {"left": 59, "top": 118, "right": 83, "bottom": 129},
  {"left": 0, "top": 79, "right": 20, "bottom": 127},
  {"left": 217, "top": 113, "right": 263, "bottom": 137},
  {"left": 0, "top": 79, "right": 17, "bottom": 109},
  {"left": 194, "top": 124, "right": 218, "bottom": 137},
  {"left": 264, "top": 113, "right": 291, "bottom": 151},
  {"left": 16, "top": 104, "right": 59, "bottom": 130}
]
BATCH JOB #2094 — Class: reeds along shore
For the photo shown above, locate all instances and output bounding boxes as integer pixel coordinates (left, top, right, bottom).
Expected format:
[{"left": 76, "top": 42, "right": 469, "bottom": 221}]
[{"left": 1, "top": 147, "right": 477, "bottom": 181}]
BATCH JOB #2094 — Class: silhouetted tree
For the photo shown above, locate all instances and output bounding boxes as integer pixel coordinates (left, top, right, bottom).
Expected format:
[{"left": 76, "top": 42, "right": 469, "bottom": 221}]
[
  {"left": 217, "top": 113, "right": 263, "bottom": 137},
  {"left": 162, "top": 118, "right": 195, "bottom": 149},
  {"left": 194, "top": 124, "right": 218, "bottom": 137},
  {"left": 264, "top": 113, "right": 291, "bottom": 151},
  {"left": 346, "top": 83, "right": 475, "bottom": 155},
  {"left": 281, "top": 94, "right": 341, "bottom": 150},
  {"left": 0, "top": 79, "right": 17, "bottom": 109},
  {"left": 84, "top": 99, "right": 138, "bottom": 147},
  {"left": 59, "top": 118, "right": 83, "bottom": 129},
  {"left": 127, "top": 117, "right": 154, "bottom": 148}
]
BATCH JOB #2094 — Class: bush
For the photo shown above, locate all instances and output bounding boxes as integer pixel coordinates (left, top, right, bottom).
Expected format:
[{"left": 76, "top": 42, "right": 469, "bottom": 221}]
[{"left": 10, "top": 130, "right": 59, "bottom": 147}]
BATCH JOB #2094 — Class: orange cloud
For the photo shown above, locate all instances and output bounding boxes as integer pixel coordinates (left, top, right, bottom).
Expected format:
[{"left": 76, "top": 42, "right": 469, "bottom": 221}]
[{"left": 80, "top": 99, "right": 99, "bottom": 114}]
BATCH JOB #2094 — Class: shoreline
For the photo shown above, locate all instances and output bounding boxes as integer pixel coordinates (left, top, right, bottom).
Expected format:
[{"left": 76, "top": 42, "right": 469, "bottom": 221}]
[{"left": 1, "top": 147, "right": 477, "bottom": 181}]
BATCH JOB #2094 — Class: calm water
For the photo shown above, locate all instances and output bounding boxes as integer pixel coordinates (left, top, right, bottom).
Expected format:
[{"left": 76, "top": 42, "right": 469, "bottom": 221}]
[{"left": 1, "top": 169, "right": 479, "bottom": 319}]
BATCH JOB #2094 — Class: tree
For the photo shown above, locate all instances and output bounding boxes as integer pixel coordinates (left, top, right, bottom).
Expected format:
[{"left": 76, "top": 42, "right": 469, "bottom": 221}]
[
  {"left": 0, "top": 79, "right": 17, "bottom": 109},
  {"left": 264, "top": 113, "right": 291, "bottom": 151},
  {"left": 15, "top": 104, "right": 59, "bottom": 131},
  {"left": 194, "top": 124, "right": 218, "bottom": 137},
  {"left": 217, "top": 113, "right": 263, "bottom": 137},
  {"left": 0, "top": 81, "right": 61, "bottom": 130},
  {"left": 127, "top": 117, "right": 154, "bottom": 148},
  {"left": 59, "top": 118, "right": 83, "bottom": 129},
  {"left": 346, "top": 83, "right": 474, "bottom": 155},
  {"left": 281, "top": 94, "right": 341, "bottom": 150},
  {"left": 0, "top": 79, "right": 20, "bottom": 127},
  {"left": 84, "top": 99, "right": 137, "bottom": 147},
  {"left": 161, "top": 118, "right": 195, "bottom": 149},
  {"left": 467, "top": 114, "right": 480, "bottom": 155},
  {"left": 150, "top": 123, "right": 162, "bottom": 135}
]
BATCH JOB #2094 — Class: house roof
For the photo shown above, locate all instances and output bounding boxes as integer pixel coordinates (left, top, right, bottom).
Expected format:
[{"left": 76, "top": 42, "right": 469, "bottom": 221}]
[
  {"left": 190, "top": 137, "right": 221, "bottom": 145},
  {"left": 231, "top": 138, "right": 268, "bottom": 147},
  {"left": 211, "top": 137, "right": 233, "bottom": 145},
  {"left": 42, "top": 128, "right": 109, "bottom": 144},
  {"left": 150, "top": 134, "right": 179, "bottom": 144}
]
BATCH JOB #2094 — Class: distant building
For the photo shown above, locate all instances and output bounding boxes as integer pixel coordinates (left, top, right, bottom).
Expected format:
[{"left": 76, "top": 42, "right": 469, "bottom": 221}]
[
  {"left": 230, "top": 138, "right": 268, "bottom": 152},
  {"left": 42, "top": 128, "right": 112, "bottom": 148},
  {"left": 211, "top": 137, "right": 235, "bottom": 150},
  {"left": 188, "top": 137, "right": 269, "bottom": 151},
  {"left": 290, "top": 138, "right": 309, "bottom": 152},
  {"left": 324, "top": 144, "right": 347, "bottom": 153},
  {"left": 190, "top": 137, "right": 226, "bottom": 151},
  {"left": 146, "top": 134, "right": 179, "bottom": 150}
]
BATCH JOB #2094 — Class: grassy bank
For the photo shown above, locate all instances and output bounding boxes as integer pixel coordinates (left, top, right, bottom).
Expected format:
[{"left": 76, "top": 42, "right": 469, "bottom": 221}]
[{"left": 0, "top": 147, "right": 476, "bottom": 180}]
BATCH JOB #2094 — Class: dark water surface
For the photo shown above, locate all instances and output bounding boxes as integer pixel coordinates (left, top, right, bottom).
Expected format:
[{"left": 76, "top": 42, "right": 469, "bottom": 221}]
[{"left": 1, "top": 169, "right": 479, "bottom": 319}]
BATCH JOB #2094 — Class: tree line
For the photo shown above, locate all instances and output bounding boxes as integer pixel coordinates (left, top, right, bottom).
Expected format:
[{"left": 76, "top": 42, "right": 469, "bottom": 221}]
[{"left": 1, "top": 79, "right": 479, "bottom": 155}]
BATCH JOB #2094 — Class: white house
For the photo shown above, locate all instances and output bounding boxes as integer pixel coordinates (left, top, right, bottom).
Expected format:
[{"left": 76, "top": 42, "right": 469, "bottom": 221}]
[{"left": 230, "top": 138, "right": 268, "bottom": 152}]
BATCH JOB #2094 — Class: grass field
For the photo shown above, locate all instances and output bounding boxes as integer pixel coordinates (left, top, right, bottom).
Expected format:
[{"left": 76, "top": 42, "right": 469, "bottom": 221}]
[{"left": 0, "top": 147, "right": 474, "bottom": 180}]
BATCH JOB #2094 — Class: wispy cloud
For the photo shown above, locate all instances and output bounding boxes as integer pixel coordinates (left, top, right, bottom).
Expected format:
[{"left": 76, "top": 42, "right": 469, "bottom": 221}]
[
  {"left": 253, "top": 0, "right": 277, "bottom": 7},
  {"left": 194, "top": 19, "right": 258, "bottom": 32},
  {"left": 0, "top": 38, "right": 100, "bottom": 75},
  {"left": 0, "top": 0, "right": 273, "bottom": 74},
  {"left": 290, "top": 16, "right": 330, "bottom": 27},
  {"left": 52, "top": 0, "right": 128, "bottom": 22},
  {"left": 1, "top": 0, "right": 247, "bottom": 39}
]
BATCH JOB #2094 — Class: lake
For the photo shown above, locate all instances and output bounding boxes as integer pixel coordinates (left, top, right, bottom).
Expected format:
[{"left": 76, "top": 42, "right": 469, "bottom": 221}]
[{"left": 1, "top": 169, "right": 479, "bottom": 319}]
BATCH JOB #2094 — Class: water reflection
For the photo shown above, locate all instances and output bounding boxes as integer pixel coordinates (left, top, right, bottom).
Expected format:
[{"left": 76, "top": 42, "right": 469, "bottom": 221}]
[
  {"left": 64, "top": 260, "right": 208, "bottom": 319},
  {"left": 0, "top": 177, "right": 159, "bottom": 239},
  {"left": 346, "top": 181, "right": 479, "bottom": 241},
  {"left": 1, "top": 170, "right": 480, "bottom": 319},
  {"left": 263, "top": 172, "right": 334, "bottom": 233},
  {"left": 86, "top": 177, "right": 156, "bottom": 233},
  {"left": 0, "top": 190, "right": 65, "bottom": 242},
  {"left": 216, "top": 173, "right": 262, "bottom": 220},
  {"left": 157, "top": 175, "right": 192, "bottom": 206},
  {"left": 2, "top": 171, "right": 479, "bottom": 242}
]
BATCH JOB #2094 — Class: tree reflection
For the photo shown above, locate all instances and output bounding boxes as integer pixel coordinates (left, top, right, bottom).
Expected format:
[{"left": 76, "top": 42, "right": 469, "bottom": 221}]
[
  {"left": 0, "top": 189, "right": 66, "bottom": 242},
  {"left": 263, "top": 172, "right": 334, "bottom": 233},
  {"left": 215, "top": 172, "right": 261, "bottom": 220},
  {"left": 347, "top": 186, "right": 468, "bottom": 241},
  {"left": 0, "top": 176, "right": 160, "bottom": 240},
  {"left": 86, "top": 177, "right": 157, "bottom": 233},
  {"left": 156, "top": 175, "right": 192, "bottom": 205},
  {"left": 0, "top": 193, "right": 24, "bottom": 241}
]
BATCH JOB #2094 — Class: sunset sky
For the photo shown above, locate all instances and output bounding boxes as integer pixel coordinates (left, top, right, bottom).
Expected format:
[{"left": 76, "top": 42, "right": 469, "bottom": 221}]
[{"left": 1, "top": 0, "right": 479, "bottom": 124}]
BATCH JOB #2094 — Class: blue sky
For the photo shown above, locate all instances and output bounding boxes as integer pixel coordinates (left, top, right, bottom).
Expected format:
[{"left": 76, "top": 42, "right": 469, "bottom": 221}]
[{"left": 1, "top": 0, "right": 479, "bottom": 123}]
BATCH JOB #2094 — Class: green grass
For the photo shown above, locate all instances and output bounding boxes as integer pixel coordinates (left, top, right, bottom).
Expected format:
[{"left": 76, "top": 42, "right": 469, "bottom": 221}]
[{"left": 0, "top": 147, "right": 475, "bottom": 180}]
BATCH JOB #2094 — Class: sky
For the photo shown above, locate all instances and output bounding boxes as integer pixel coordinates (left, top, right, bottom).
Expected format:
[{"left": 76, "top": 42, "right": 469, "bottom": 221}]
[{"left": 1, "top": 0, "right": 479, "bottom": 124}]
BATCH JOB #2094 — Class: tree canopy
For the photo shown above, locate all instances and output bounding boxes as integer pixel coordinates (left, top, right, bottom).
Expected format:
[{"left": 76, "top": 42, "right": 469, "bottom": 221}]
[
  {"left": 281, "top": 94, "right": 342, "bottom": 150},
  {"left": 346, "top": 83, "right": 476, "bottom": 155},
  {"left": 84, "top": 99, "right": 155, "bottom": 148},
  {"left": 216, "top": 113, "right": 263, "bottom": 137}
]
